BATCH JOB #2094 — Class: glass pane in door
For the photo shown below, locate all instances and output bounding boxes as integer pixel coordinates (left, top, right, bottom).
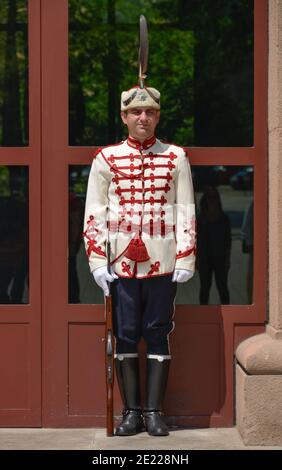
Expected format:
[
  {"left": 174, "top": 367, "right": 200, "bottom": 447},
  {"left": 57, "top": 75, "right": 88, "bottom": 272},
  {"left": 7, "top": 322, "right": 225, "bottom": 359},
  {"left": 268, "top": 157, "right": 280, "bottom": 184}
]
[
  {"left": 0, "top": 0, "right": 28, "bottom": 146},
  {"left": 0, "top": 165, "right": 29, "bottom": 304},
  {"left": 69, "top": 0, "right": 253, "bottom": 147},
  {"left": 68, "top": 164, "right": 254, "bottom": 305},
  {"left": 177, "top": 164, "right": 254, "bottom": 305}
]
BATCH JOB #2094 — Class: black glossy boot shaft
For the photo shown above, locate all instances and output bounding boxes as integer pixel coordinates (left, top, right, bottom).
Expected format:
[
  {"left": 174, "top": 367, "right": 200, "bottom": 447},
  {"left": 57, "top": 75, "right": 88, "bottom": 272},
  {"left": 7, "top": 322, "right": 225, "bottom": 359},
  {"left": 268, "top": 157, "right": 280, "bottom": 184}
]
[
  {"left": 115, "top": 357, "right": 143, "bottom": 436},
  {"left": 144, "top": 358, "right": 170, "bottom": 436}
]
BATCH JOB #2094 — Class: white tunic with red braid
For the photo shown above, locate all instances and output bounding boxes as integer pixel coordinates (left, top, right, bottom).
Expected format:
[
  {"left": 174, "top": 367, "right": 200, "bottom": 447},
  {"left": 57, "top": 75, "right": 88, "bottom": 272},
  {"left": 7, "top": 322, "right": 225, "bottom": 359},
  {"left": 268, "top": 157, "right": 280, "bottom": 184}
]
[{"left": 83, "top": 136, "right": 196, "bottom": 278}]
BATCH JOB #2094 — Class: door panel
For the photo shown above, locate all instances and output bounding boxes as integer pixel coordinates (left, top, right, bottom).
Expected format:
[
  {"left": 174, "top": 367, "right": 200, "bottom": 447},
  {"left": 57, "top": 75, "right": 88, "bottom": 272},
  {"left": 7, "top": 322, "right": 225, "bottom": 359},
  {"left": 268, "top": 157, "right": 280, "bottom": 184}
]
[{"left": 0, "top": 0, "right": 41, "bottom": 427}]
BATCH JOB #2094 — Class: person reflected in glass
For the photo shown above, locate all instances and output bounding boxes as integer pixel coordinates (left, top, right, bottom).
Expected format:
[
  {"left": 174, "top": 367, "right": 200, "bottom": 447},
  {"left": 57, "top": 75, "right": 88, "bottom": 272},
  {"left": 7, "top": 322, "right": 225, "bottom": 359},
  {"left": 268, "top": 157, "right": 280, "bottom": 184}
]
[
  {"left": 69, "top": 190, "right": 84, "bottom": 303},
  {"left": 241, "top": 198, "right": 253, "bottom": 304},
  {"left": 196, "top": 186, "right": 231, "bottom": 304},
  {"left": 0, "top": 185, "right": 28, "bottom": 304}
]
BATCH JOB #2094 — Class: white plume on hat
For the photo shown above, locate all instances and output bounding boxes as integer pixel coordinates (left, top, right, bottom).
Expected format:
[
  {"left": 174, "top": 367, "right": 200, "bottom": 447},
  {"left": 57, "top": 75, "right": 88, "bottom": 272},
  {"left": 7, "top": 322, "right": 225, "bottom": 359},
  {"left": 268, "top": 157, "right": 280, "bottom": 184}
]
[{"left": 121, "top": 86, "right": 160, "bottom": 111}]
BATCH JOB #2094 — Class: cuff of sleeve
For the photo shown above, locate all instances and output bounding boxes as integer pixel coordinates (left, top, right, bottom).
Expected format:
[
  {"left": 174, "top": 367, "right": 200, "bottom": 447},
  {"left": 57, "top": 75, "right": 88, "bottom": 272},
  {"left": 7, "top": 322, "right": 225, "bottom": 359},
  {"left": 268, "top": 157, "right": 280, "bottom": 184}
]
[
  {"left": 175, "top": 257, "right": 195, "bottom": 272},
  {"left": 89, "top": 259, "right": 108, "bottom": 273}
]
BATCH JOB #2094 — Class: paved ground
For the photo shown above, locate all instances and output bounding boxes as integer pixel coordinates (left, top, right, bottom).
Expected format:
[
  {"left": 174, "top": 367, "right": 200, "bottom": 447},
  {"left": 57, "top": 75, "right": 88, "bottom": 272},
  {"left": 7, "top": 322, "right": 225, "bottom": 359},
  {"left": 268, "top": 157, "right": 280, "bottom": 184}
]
[{"left": 0, "top": 427, "right": 281, "bottom": 450}]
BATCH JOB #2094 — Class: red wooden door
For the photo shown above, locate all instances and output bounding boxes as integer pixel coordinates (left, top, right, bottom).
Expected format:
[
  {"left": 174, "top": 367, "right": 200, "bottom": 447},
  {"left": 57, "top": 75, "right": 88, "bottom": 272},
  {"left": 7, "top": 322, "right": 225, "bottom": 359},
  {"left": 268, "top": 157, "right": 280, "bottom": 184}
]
[
  {"left": 42, "top": 0, "right": 107, "bottom": 426},
  {"left": 41, "top": 0, "right": 268, "bottom": 427},
  {"left": 0, "top": 0, "right": 267, "bottom": 428},
  {"left": 0, "top": 0, "right": 41, "bottom": 426}
]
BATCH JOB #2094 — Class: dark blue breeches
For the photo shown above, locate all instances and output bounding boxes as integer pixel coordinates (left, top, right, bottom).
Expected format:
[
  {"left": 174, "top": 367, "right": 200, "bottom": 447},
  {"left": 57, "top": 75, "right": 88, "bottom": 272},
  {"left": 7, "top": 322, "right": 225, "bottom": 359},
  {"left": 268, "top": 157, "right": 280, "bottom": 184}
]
[{"left": 111, "top": 273, "right": 177, "bottom": 355}]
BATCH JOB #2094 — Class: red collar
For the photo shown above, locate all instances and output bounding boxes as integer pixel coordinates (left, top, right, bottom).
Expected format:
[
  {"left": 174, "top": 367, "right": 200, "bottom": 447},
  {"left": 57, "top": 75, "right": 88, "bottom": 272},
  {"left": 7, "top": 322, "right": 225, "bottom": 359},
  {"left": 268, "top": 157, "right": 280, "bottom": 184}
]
[{"left": 127, "top": 135, "right": 156, "bottom": 150}]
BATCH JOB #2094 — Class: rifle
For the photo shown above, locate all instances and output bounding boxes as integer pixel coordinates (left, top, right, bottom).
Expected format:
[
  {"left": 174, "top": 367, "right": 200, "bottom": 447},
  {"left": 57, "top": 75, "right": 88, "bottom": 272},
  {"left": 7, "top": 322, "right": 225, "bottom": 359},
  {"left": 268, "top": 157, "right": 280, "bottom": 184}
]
[{"left": 105, "top": 240, "right": 115, "bottom": 436}]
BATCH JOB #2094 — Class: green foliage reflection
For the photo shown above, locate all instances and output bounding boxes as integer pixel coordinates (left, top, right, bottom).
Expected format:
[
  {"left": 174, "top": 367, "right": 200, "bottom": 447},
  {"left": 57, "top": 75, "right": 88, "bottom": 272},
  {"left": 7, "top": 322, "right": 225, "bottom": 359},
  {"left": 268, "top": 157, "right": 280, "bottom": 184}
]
[{"left": 69, "top": 0, "right": 253, "bottom": 147}]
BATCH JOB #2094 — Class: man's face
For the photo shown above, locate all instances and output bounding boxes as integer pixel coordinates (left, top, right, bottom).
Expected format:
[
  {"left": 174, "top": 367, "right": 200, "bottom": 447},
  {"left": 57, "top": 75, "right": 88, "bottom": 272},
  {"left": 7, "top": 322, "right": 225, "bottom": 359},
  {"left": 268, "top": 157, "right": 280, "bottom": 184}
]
[{"left": 121, "top": 107, "right": 160, "bottom": 142}]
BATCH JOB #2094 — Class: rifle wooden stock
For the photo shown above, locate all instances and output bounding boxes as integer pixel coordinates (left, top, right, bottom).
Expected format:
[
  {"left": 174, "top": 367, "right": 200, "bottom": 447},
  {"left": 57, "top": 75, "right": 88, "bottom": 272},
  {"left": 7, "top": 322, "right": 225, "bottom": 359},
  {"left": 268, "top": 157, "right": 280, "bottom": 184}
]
[{"left": 105, "top": 241, "right": 115, "bottom": 436}]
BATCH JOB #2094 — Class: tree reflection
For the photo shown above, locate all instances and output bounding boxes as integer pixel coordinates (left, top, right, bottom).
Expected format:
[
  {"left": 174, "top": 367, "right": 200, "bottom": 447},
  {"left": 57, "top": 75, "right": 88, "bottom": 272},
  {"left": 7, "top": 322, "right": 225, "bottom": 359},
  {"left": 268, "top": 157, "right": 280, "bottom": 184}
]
[
  {"left": 0, "top": 0, "right": 28, "bottom": 146},
  {"left": 69, "top": 0, "right": 253, "bottom": 146}
]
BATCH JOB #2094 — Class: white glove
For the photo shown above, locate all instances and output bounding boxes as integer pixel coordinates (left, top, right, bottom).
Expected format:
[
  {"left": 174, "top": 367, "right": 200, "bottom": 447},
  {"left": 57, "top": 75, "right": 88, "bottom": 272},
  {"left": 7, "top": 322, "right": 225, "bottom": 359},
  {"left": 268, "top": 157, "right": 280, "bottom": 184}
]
[
  {"left": 172, "top": 269, "right": 194, "bottom": 283},
  {"left": 92, "top": 265, "right": 118, "bottom": 296}
]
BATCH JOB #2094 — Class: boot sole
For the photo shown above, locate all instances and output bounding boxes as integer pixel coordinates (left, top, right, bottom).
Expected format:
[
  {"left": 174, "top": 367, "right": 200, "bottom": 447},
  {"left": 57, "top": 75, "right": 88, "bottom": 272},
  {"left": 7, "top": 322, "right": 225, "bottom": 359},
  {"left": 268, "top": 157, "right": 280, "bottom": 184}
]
[
  {"left": 115, "top": 424, "right": 145, "bottom": 436},
  {"left": 147, "top": 431, "right": 169, "bottom": 437}
]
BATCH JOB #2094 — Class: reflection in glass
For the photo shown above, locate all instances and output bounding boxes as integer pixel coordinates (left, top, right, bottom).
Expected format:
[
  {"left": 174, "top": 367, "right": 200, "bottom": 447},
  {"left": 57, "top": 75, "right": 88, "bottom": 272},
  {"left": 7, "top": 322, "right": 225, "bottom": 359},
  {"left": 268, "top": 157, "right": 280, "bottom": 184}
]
[
  {"left": 68, "top": 165, "right": 104, "bottom": 304},
  {"left": 69, "top": 0, "right": 253, "bottom": 147},
  {"left": 69, "top": 164, "right": 253, "bottom": 306},
  {"left": 0, "top": 1, "right": 28, "bottom": 146},
  {"left": 176, "top": 165, "right": 254, "bottom": 305},
  {"left": 0, "top": 166, "right": 29, "bottom": 303},
  {"left": 197, "top": 186, "right": 231, "bottom": 304}
]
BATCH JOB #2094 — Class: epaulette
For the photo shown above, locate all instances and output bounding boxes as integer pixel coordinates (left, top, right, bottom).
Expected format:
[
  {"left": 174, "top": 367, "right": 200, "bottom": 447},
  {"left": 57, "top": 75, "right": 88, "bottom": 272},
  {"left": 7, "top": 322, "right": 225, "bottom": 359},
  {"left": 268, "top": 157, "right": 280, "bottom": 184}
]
[{"left": 93, "top": 147, "right": 102, "bottom": 159}]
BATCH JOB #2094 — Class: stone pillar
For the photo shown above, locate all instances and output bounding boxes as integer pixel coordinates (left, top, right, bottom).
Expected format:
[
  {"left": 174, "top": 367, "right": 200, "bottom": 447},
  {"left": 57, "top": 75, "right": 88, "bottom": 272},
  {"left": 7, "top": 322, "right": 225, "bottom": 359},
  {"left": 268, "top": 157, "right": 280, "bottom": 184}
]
[{"left": 235, "top": 0, "right": 282, "bottom": 445}]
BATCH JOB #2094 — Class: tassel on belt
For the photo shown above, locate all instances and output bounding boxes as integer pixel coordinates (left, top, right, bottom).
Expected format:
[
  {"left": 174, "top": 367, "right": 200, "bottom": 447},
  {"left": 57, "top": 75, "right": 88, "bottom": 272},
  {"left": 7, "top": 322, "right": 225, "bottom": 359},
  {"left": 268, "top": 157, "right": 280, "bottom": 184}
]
[
  {"left": 123, "top": 235, "right": 150, "bottom": 262},
  {"left": 107, "top": 220, "right": 175, "bottom": 262}
]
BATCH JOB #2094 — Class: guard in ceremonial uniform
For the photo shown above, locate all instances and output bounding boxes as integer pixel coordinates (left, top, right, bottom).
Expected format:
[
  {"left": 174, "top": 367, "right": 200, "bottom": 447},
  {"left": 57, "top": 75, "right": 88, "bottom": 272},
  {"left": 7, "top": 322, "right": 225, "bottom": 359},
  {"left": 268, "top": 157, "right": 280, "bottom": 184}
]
[{"left": 83, "top": 19, "right": 196, "bottom": 438}]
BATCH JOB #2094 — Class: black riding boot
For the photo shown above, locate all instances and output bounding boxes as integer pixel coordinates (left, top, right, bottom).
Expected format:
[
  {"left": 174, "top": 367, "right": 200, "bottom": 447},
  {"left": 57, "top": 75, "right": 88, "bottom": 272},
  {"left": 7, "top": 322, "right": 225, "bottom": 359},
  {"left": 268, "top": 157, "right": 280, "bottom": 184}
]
[
  {"left": 143, "top": 357, "right": 170, "bottom": 436},
  {"left": 115, "top": 356, "right": 144, "bottom": 436}
]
